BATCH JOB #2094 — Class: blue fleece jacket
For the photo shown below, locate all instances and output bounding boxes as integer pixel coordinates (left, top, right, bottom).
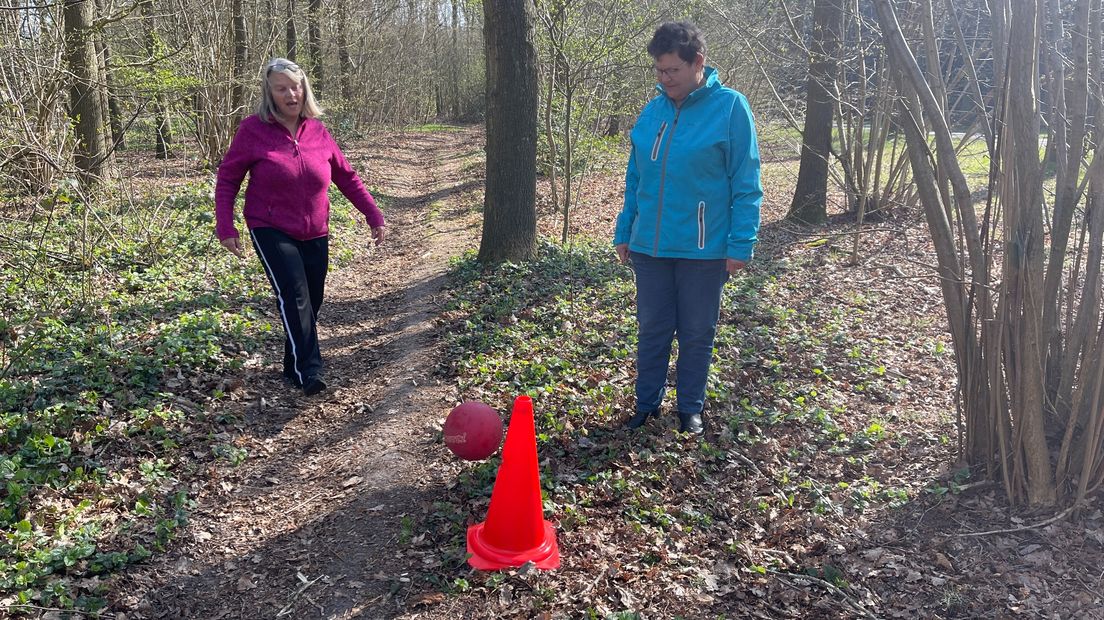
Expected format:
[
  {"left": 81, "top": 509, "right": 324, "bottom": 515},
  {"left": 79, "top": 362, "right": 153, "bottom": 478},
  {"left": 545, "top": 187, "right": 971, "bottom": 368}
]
[{"left": 614, "top": 67, "right": 762, "bottom": 261}]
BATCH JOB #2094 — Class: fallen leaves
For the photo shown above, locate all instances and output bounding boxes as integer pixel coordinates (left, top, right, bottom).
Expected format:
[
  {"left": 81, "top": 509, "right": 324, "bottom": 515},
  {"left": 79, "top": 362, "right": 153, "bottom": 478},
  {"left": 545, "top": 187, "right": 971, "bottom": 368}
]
[
  {"left": 236, "top": 573, "right": 257, "bottom": 592},
  {"left": 66, "top": 129, "right": 1104, "bottom": 620},
  {"left": 408, "top": 591, "right": 446, "bottom": 606}
]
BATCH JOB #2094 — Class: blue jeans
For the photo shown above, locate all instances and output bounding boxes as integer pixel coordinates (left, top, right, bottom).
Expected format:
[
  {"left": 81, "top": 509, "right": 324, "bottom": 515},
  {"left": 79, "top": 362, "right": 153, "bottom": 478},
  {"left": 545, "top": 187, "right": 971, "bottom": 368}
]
[{"left": 631, "top": 252, "right": 729, "bottom": 415}]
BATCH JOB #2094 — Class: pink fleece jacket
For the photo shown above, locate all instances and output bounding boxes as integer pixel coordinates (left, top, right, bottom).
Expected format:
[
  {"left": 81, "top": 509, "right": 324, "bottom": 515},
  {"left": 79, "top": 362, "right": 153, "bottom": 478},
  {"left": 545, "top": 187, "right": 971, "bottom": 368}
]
[{"left": 215, "top": 115, "right": 384, "bottom": 241}]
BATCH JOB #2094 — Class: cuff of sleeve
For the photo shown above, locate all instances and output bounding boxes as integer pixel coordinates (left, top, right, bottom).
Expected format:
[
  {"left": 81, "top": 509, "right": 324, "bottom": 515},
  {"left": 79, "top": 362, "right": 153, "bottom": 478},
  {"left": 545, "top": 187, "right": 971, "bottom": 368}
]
[{"left": 727, "top": 241, "right": 754, "bottom": 262}]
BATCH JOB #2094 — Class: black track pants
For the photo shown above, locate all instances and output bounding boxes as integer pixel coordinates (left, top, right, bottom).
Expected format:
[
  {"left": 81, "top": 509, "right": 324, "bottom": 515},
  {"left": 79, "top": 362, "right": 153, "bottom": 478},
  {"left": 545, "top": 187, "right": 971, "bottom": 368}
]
[{"left": 249, "top": 227, "right": 329, "bottom": 385}]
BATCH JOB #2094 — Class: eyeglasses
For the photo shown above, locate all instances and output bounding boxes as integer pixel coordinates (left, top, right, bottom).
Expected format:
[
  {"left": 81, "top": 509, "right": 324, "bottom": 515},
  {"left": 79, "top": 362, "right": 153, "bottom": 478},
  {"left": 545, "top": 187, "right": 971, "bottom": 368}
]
[
  {"left": 267, "top": 62, "right": 300, "bottom": 74},
  {"left": 654, "top": 63, "right": 687, "bottom": 78}
]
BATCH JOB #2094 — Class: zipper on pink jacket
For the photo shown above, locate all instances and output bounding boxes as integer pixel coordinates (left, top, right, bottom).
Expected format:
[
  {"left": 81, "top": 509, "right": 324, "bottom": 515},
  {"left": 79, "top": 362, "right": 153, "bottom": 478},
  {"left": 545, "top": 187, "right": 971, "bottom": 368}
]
[{"left": 280, "top": 120, "right": 308, "bottom": 229}]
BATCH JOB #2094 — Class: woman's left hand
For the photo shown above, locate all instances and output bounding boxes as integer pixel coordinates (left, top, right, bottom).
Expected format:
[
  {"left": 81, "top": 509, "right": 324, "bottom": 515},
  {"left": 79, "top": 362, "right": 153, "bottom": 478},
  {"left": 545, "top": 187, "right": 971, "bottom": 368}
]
[
  {"left": 371, "top": 225, "right": 387, "bottom": 246},
  {"left": 726, "top": 258, "right": 746, "bottom": 274}
]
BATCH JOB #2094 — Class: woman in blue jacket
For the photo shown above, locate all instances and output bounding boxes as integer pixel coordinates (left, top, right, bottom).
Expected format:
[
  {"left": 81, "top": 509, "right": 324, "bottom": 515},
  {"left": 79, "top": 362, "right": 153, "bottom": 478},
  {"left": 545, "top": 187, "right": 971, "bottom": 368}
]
[{"left": 614, "top": 21, "right": 762, "bottom": 434}]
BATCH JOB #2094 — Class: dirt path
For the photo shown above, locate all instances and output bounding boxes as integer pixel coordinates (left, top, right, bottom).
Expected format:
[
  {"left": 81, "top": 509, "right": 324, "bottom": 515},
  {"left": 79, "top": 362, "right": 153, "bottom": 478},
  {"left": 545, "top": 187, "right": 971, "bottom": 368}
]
[{"left": 118, "top": 127, "right": 485, "bottom": 619}]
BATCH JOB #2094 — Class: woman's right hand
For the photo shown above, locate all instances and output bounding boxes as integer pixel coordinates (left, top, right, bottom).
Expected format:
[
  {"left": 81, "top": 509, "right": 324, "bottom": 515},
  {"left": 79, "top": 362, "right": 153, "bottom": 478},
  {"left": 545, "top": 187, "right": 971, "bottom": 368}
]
[
  {"left": 221, "top": 237, "right": 244, "bottom": 258},
  {"left": 615, "top": 243, "right": 630, "bottom": 264}
]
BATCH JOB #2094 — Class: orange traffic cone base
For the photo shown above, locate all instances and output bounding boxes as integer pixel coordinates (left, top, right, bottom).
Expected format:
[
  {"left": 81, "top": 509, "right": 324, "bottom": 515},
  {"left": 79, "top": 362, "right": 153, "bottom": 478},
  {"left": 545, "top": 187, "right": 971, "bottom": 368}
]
[{"left": 467, "top": 520, "right": 560, "bottom": 570}]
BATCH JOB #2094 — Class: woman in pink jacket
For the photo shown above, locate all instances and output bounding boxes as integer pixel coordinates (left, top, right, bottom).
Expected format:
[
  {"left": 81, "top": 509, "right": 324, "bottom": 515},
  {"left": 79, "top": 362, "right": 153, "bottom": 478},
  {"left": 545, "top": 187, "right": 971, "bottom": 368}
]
[{"left": 215, "top": 58, "right": 386, "bottom": 397}]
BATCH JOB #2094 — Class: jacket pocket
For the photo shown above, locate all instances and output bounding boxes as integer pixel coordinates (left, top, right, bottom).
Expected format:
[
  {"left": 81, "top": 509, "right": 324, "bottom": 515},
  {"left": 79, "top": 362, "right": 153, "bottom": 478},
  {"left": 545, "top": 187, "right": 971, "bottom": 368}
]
[
  {"left": 697, "top": 201, "right": 706, "bottom": 250},
  {"left": 650, "top": 121, "right": 668, "bottom": 162}
]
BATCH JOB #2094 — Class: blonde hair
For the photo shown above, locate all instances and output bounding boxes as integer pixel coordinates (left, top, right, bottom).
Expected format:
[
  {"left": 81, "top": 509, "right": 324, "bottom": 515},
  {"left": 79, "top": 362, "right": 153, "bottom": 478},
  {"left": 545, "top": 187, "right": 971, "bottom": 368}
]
[{"left": 256, "top": 58, "right": 323, "bottom": 123}]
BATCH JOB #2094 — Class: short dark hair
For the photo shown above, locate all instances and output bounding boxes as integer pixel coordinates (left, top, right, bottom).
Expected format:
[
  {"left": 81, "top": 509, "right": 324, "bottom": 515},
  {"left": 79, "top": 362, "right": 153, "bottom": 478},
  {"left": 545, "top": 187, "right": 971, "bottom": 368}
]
[{"left": 647, "top": 21, "right": 705, "bottom": 62}]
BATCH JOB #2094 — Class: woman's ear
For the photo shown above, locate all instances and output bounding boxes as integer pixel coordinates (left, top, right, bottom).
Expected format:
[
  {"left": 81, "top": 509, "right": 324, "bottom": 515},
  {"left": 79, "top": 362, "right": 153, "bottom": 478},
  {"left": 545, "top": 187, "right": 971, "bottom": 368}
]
[{"left": 693, "top": 52, "right": 706, "bottom": 71}]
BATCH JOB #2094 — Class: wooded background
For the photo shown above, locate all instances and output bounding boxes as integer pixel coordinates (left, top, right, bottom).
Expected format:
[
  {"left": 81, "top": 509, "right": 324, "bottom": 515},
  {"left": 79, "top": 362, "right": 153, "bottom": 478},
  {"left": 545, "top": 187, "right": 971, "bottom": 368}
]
[{"left": 2, "top": 0, "right": 1103, "bottom": 508}]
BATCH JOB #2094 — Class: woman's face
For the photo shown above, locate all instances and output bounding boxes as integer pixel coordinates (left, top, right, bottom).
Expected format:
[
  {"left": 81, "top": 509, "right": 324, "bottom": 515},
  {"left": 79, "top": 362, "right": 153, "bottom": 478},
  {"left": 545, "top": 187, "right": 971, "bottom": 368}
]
[
  {"left": 654, "top": 51, "right": 705, "bottom": 104},
  {"left": 269, "top": 72, "right": 304, "bottom": 120}
]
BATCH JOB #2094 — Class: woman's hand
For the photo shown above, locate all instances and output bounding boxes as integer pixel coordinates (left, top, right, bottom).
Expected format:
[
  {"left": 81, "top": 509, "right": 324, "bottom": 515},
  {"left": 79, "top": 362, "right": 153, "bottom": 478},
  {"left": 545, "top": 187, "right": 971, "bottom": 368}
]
[
  {"left": 221, "top": 237, "right": 244, "bottom": 258},
  {"left": 615, "top": 243, "right": 630, "bottom": 264},
  {"left": 371, "top": 225, "right": 387, "bottom": 246},
  {"left": 726, "top": 258, "right": 746, "bottom": 274}
]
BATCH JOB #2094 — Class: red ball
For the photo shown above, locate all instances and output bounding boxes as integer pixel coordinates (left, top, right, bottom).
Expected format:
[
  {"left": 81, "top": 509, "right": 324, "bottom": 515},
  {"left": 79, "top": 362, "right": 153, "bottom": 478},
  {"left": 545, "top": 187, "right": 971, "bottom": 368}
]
[{"left": 444, "top": 401, "right": 504, "bottom": 461}]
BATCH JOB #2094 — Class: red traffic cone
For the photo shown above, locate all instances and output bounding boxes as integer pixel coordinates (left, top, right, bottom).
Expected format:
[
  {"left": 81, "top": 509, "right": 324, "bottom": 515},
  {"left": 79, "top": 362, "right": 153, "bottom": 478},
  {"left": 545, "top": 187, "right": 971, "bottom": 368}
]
[{"left": 467, "top": 395, "right": 560, "bottom": 570}]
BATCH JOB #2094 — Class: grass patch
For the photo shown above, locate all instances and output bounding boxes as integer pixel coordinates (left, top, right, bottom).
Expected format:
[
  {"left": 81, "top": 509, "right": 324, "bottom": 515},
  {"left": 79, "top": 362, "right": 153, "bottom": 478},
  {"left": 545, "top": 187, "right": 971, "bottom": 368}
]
[
  {"left": 406, "top": 123, "right": 465, "bottom": 133},
  {"left": 441, "top": 238, "right": 637, "bottom": 424}
]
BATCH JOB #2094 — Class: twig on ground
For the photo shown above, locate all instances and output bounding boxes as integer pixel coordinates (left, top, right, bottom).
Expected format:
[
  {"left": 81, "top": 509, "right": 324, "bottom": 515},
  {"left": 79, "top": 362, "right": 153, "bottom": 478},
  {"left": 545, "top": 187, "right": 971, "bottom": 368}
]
[
  {"left": 781, "top": 226, "right": 909, "bottom": 242},
  {"left": 770, "top": 569, "right": 879, "bottom": 620},
  {"left": 6, "top": 604, "right": 113, "bottom": 618},
  {"left": 728, "top": 448, "right": 765, "bottom": 478},
  {"left": 285, "top": 490, "right": 328, "bottom": 517},
  {"left": 275, "top": 572, "right": 327, "bottom": 617},
  {"left": 378, "top": 447, "right": 422, "bottom": 458},
  {"left": 852, "top": 272, "right": 937, "bottom": 284},
  {"left": 908, "top": 496, "right": 944, "bottom": 535},
  {"left": 872, "top": 262, "right": 906, "bottom": 278},
  {"left": 754, "top": 546, "right": 797, "bottom": 567},
  {"left": 570, "top": 564, "right": 611, "bottom": 606},
  {"left": 954, "top": 504, "right": 1078, "bottom": 537},
  {"left": 950, "top": 480, "right": 995, "bottom": 493},
  {"left": 581, "top": 568, "right": 607, "bottom": 594},
  {"left": 305, "top": 593, "right": 325, "bottom": 614}
]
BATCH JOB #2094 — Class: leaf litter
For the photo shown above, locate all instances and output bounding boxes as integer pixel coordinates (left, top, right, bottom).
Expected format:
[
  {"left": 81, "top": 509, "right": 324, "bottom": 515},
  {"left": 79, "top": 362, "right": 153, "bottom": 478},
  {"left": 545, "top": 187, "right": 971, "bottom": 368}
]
[{"left": 39, "top": 127, "right": 1102, "bottom": 619}]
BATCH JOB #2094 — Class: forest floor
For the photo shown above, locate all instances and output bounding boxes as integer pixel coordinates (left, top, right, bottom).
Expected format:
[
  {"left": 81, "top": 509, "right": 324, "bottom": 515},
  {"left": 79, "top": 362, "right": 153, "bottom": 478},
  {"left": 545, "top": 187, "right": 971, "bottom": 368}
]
[{"left": 50, "top": 125, "right": 1104, "bottom": 618}]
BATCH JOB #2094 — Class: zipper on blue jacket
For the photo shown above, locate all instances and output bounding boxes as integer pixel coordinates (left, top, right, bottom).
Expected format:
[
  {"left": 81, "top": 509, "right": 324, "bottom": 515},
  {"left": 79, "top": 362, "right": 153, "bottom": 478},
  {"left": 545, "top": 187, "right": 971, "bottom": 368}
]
[
  {"left": 697, "top": 202, "right": 706, "bottom": 249},
  {"left": 650, "top": 122, "right": 667, "bottom": 161},
  {"left": 653, "top": 108, "right": 680, "bottom": 255}
]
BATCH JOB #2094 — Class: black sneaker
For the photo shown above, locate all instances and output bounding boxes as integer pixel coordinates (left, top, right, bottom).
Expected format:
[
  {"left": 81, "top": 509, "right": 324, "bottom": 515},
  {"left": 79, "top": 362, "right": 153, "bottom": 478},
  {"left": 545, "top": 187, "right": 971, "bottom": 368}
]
[
  {"left": 282, "top": 372, "right": 303, "bottom": 389},
  {"left": 678, "top": 411, "right": 704, "bottom": 435},
  {"left": 625, "top": 409, "right": 657, "bottom": 429},
  {"left": 302, "top": 377, "right": 327, "bottom": 397}
]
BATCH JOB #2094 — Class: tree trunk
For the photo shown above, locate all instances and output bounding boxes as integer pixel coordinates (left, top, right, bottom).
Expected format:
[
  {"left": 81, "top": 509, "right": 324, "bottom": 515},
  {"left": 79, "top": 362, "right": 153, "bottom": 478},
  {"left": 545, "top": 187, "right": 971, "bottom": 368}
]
[
  {"left": 286, "top": 0, "right": 297, "bottom": 61},
  {"left": 143, "top": 2, "right": 172, "bottom": 159},
  {"left": 1043, "top": 0, "right": 1092, "bottom": 416},
  {"left": 873, "top": 0, "right": 999, "bottom": 494},
  {"left": 64, "top": 0, "right": 109, "bottom": 185},
  {"left": 561, "top": 85, "right": 573, "bottom": 244},
  {"left": 431, "top": 0, "right": 442, "bottom": 117},
  {"left": 787, "top": 0, "right": 843, "bottom": 225},
  {"left": 308, "top": 0, "right": 322, "bottom": 89},
  {"left": 449, "top": 0, "right": 462, "bottom": 118},
  {"left": 877, "top": 0, "right": 1063, "bottom": 506},
  {"left": 542, "top": 54, "right": 560, "bottom": 236},
  {"left": 263, "top": 0, "right": 275, "bottom": 49},
  {"left": 231, "top": 0, "right": 247, "bottom": 125},
  {"left": 93, "top": 0, "right": 124, "bottom": 155},
  {"left": 336, "top": 0, "right": 354, "bottom": 102},
  {"left": 153, "top": 102, "right": 173, "bottom": 159},
  {"left": 1057, "top": 0, "right": 1104, "bottom": 497},
  {"left": 479, "top": 0, "right": 538, "bottom": 263},
  {"left": 1002, "top": 0, "right": 1056, "bottom": 506}
]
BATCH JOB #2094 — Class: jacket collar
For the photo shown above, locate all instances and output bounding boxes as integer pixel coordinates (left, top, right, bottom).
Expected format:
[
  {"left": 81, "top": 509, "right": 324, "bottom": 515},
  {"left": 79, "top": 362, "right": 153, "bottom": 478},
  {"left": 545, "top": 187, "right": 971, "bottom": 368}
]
[{"left": 655, "top": 66, "right": 722, "bottom": 109}]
